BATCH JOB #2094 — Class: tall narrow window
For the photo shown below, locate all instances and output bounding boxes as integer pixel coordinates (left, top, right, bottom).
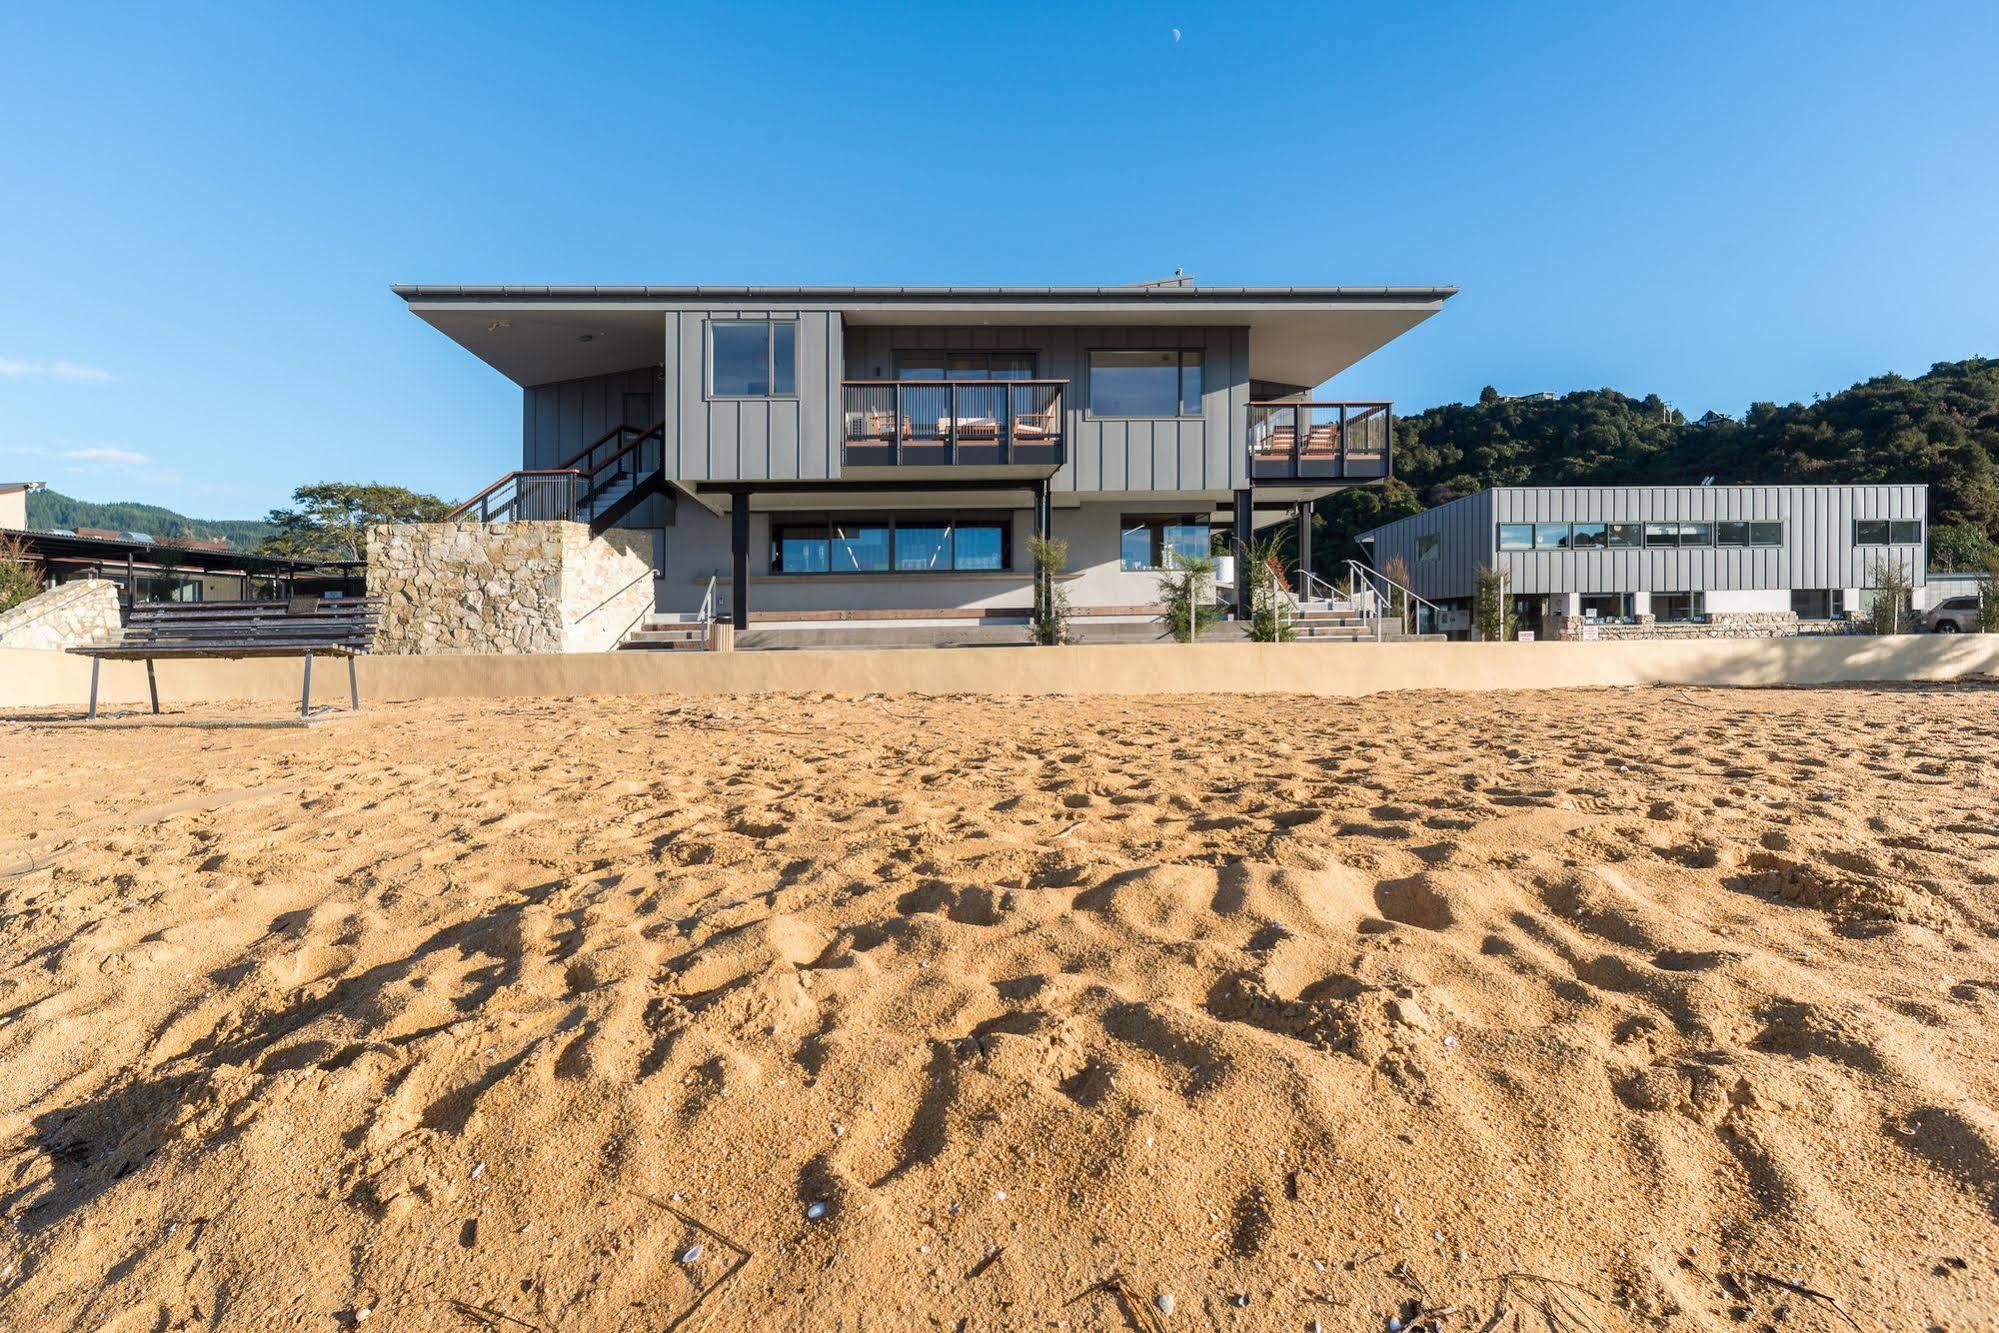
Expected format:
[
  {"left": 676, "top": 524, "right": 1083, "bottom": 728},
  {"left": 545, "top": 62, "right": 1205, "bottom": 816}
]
[{"left": 711, "top": 321, "right": 798, "bottom": 397}]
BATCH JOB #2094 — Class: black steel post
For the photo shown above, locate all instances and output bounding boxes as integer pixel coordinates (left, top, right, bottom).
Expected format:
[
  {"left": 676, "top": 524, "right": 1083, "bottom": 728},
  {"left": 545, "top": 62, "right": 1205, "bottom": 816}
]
[
  {"left": 1296, "top": 502, "right": 1313, "bottom": 587},
  {"left": 1033, "top": 478, "right": 1053, "bottom": 631},
  {"left": 731, "top": 491, "right": 751, "bottom": 631},
  {"left": 1233, "top": 489, "right": 1254, "bottom": 619}
]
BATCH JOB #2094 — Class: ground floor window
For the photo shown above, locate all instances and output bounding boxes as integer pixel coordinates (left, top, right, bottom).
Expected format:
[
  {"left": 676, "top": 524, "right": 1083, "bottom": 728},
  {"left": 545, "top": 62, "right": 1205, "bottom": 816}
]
[
  {"left": 1120, "top": 514, "right": 1220, "bottom": 571},
  {"left": 1790, "top": 588, "right": 1838, "bottom": 619},
  {"left": 769, "top": 514, "right": 1010, "bottom": 574},
  {"left": 1578, "top": 592, "right": 1633, "bottom": 622},
  {"left": 1653, "top": 591, "right": 1704, "bottom": 623}
]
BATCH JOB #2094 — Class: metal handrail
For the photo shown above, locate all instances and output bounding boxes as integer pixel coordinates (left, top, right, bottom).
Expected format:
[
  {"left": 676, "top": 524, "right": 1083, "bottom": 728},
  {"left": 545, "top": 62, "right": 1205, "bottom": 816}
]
[
  {"left": 1246, "top": 400, "right": 1394, "bottom": 483},
  {"left": 1345, "top": 559, "right": 1440, "bottom": 642},
  {"left": 697, "top": 573, "right": 717, "bottom": 624},
  {"left": 447, "top": 469, "right": 583, "bottom": 522}
]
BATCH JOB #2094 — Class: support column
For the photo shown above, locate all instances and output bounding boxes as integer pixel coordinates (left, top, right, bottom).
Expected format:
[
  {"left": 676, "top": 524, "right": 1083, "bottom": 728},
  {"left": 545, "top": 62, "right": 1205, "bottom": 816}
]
[
  {"left": 1033, "top": 478, "right": 1053, "bottom": 627},
  {"left": 1295, "top": 502, "right": 1313, "bottom": 589},
  {"left": 730, "top": 491, "right": 750, "bottom": 631},
  {"left": 1232, "top": 489, "right": 1254, "bottom": 619}
]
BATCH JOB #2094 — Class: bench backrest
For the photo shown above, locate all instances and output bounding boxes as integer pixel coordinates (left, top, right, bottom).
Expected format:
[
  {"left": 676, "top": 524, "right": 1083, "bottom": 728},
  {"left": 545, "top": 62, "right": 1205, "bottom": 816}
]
[{"left": 116, "top": 597, "right": 380, "bottom": 652}]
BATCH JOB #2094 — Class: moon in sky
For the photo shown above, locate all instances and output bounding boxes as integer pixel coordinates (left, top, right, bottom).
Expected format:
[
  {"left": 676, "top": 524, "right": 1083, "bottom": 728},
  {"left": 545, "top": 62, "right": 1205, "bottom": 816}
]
[{"left": 1171, "top": 28, "right": 1181, "bottom": 42}]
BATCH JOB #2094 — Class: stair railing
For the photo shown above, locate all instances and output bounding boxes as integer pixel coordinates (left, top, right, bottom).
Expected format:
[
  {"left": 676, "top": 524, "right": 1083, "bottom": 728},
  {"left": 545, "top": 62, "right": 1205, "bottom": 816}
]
[
  {"left": 449, "top": 420, "right": 665, "bottom": 527},
  {"left": 1344, "top": 559, "right": 1440, "bottom": 642}
]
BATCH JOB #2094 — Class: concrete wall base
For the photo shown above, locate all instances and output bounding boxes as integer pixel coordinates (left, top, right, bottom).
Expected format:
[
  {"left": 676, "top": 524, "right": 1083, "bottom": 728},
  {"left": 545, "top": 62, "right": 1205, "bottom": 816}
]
[{"left": 6, "top": 634, "right": 1999, "bottom": 711}]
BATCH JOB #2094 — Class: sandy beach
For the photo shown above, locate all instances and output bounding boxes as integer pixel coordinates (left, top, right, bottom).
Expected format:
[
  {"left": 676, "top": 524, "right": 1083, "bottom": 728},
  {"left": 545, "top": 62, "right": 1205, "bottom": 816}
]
[{"left": 2, "top": 684, "right": 1997, "bottom": 1330}]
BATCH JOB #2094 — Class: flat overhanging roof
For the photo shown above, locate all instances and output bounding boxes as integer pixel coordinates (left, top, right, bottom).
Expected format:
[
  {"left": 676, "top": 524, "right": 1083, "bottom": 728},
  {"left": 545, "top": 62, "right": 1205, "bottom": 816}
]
[{"left": 394, "top": 283, "right": 1457, "bottom": 390}]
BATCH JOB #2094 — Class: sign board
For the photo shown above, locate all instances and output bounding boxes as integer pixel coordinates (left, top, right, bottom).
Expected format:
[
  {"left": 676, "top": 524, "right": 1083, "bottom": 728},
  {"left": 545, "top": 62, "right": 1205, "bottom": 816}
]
[
  {"left": 1580, "top": 624, "right": 1600, "bottom": 641},
  {"left": 1517, "top": 630, "right": 1535, "bottom": 642}
]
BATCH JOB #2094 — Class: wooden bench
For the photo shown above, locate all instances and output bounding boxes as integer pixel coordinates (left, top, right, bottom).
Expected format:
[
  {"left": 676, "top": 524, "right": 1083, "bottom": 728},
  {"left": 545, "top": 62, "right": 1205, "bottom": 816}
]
[{"left": 68, "top": 597, "right": 380, "bottom": 720}]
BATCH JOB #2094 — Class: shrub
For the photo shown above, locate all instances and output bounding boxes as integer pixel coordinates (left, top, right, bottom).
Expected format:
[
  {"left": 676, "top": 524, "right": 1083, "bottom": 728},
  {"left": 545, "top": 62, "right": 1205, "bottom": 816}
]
[
  {"left": 1027, "top": 535, "right": 1071, "bottom": 645},
  {"left": 1158, "top": 552, "right": 1220, "bottom": 643},
  {"left": 1473, "top": 565, "right": 1515, "bottom": 642},
  {"left": 1863, "top": 557, "right": 1914, "bottom": 635},
  {"left": 0, "top": 534, "right": 41, "bottom": 613},
  {"left": 1245, "top": 537, "right": 1297, "bottom": 643}
]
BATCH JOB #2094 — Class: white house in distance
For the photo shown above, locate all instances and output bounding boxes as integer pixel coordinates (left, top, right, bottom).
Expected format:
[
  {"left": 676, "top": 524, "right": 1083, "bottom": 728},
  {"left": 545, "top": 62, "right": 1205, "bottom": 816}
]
[
  {"left": 1360, "top": 483, "right": 1928, "bottom": 639},
  {"left": 0, "top": 481, "right": 42, "bottom": 531}
]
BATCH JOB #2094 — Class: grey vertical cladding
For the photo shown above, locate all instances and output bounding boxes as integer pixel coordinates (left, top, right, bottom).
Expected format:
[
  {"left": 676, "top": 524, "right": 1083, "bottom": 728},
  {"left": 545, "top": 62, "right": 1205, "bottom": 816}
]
[
  {"left": 837, "top": 323, "right": 1247, "bottom": 493},
  {"left": 1364, "top": 484, "right": 1929, "bottom": 598},
  {"left": 521, "top": 364, "right": 672, "bottom": 526},
  {"left": 662, "top": 309, "right": 841, "bottom": 482},
  {"left": 1365, "top": 490, "right": 1491, "bottom": 601}
]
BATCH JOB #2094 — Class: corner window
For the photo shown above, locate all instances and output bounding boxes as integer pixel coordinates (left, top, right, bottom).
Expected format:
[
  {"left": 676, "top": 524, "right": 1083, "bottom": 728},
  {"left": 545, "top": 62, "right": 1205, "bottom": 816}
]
[
  {"left": 711, "top": 320, "right": 798, "bottom": 397},
  {"left": 1120, "top": 514, "right": 1218, "bottom": 570},
  {"left": 1497, "top": 524, "right": 1534, "bottom": 551},
  {"left": 1089, "top": 350, "right": 1203, "bottom": 417},
  {"left": 1415, "top": 534, "right": 1441, "bottom": 562},
  {"left": 1854, "top": 519, "right": 1921, "bottom": 545},
  {"left": 1717, "top": 521, "right": 1782, "bottom": 546}
]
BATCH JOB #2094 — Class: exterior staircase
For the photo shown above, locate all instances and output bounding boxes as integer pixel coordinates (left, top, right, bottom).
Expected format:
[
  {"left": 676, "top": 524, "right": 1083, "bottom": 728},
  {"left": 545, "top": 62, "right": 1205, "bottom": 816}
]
[
  {"left": 617, "top": 612, "right": 710, "bottom": 651},
  {"left": 449, "top": 420, "right": 667, "bottom": 533}
]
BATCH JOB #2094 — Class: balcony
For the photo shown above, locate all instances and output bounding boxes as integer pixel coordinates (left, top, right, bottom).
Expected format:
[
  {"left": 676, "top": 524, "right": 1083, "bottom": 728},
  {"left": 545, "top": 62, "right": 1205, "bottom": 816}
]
[
  {"left": 1247, "top": 401, "right": 1392, "bottom": 484},
  {"left": 842, "top": 380, "right": 1066, "bottom": 478}
]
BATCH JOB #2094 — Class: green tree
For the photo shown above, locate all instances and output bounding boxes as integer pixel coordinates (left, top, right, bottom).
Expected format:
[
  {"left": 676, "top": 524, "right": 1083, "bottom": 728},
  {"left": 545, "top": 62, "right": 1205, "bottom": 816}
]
[
  {"left": 1863, "top": 557, "right": 1914, "bottom": 635},
  {"left": 259, "top": 482, "right": 453, "bottom": 561},
  {"left": 1929, "top": 521, "right": 1991, "bottom": 571},
  {"left": 1980, "top": 546, "right": 1999, "bottom": 633}
]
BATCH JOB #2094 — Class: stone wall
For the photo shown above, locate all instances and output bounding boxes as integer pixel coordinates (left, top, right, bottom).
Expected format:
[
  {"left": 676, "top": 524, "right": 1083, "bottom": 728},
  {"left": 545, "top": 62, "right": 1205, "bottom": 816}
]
[
  {"left": 0, "top": 578, "right": 121, "bottom": 650},
  {"left": 366, "top": 522, "right": 656, "bottom": 655},
  {"left": 1548, "top": 611, "right": 1804, "bottom": 641}
]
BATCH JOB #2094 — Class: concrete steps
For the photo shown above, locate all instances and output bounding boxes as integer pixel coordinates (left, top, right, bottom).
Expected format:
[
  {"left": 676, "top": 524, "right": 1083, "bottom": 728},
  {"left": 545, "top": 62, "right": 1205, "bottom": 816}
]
[{"left": 617, "top": 614, "right": 708, "bottom": 651}]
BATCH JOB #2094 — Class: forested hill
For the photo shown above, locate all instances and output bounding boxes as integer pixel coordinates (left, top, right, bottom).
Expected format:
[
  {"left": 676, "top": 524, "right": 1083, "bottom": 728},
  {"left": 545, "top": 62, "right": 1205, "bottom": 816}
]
[
  {"left": 1320, "top": 357, "right": 1999, "bottom": 567},
  {"left": 23, "top": 489, "right": 275, "bottom": 551}
]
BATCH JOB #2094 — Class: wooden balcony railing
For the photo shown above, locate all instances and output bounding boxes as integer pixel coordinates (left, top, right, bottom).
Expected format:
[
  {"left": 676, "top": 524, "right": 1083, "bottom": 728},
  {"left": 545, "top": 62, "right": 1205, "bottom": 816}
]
[
  {"left": 842, "top": 379, "right": 1066, "bottom": 469},
  {"left": 1247, "top": 401, "right": 1393, "bottom": 482}
]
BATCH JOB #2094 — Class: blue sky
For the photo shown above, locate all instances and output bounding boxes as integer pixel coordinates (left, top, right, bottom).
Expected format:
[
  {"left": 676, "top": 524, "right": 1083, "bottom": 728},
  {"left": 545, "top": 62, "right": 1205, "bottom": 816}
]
[{"left": 2, "top": 0, "right": 1995, "bottom": 519}]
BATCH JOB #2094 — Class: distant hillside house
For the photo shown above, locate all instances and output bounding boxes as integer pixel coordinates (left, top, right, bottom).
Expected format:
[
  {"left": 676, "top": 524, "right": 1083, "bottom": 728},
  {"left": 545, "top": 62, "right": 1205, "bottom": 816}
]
[
  {"left": 1691, "top": 409, "right": 1735, "bottom": 428},
  {"left": 1360, "top": 483, "right": 1927, "bottom": 640}
]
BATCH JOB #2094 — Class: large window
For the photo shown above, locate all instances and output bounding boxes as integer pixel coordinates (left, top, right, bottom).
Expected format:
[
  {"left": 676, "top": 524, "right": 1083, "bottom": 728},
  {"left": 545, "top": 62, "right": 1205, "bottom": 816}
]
[
  {"left": 1497, "top": 524, "right": 1533, "bottom": 551},
  {"left": 710, "top": 320, "right": 797, "bottom": 397},
  {"left": 1654, "top": 591, "right": 1704, "bottom": 622},
  {"left": 1569, "top": 523, "right": 1608, "bottom": 549},
  {"left": 1089, "top": 350, "right": 1202, "bottom": 417},
  {"left": 1579, "top": 592, "right": 1633, "bottom": 622},
  {"left": 770, "top": 514, "right": 1010, "bottom": 574},
  {"left": 1604, "top": 523, "right": 1642, "bottom": 548},
  {"left": 1534, "top": 523, "right": 1572, "bottom": 549},
  {"left": 1121, "top": 514, "right": 1218, "bottom": 570},
  {"left": 1643, "top": 522, "right": 1713, "bottom": 548},
  {"left": 1790, "top": 588, "right": 1837, "bottom": 620},
  {"left": 1716, "top": 521, "right": 1782, "bottom": 546},
  {"left": 895, "top": 352, "right": 1035, "bottom": 380},
  {"left": 1854, "top": 519, "right": 1922, "bottom": 545}
]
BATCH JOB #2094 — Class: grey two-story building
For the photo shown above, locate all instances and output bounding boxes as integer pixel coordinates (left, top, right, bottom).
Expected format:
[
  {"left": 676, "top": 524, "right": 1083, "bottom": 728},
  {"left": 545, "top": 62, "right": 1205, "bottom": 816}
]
[
  {"left": 1360, "top": 484, "right": 1928, "bottom": 639},
  {"left": 395, "top": 279, "right": 1453, "bottom": 632}
]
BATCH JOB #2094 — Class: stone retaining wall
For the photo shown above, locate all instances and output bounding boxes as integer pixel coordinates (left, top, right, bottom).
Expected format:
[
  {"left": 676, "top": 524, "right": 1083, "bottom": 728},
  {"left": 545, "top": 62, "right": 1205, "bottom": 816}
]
[
  {"left": 1548, "top": 611, "right": 1805, "bottom": 641},
  {"left": 0, "top": 578, "right": 120, "bottom": 650},
  {"left": 366, "top": 522, "right": 655, "bottom": 655}
]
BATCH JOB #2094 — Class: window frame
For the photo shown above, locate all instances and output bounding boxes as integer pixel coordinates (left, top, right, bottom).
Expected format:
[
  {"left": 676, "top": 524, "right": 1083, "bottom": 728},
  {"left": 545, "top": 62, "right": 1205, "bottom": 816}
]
[
  {"left": 1533, "top": 523, "right": 1572, "bottom": 550},
  {"left": 1497, "top": 524, "right": 1534, "bottom": 552},
  {"left": 1120, "top": 513, "right": 1223, "bottom": 571},
  {"left": 1415, "top": 534, "right": 1441, "bottom": 562},
  {"left": 1789, "top": 588, "right": 1836, "bottom": 620},
  {"left": 1643, "top": 522, "right": 1713, "bottom": 549},
  {"left": 707, "top": 319, "right": 800, "bottom": 400},
  {"left": 1854, "top": 518, "right": 1922, "bottom": 545},
  {"left": 1578, "top": 592, "right": 1634, "bottom": 623},
  {"left": 768, "top": 513, "right": 1013, "bottom": 575},
  {"left": 1716, "top": 520, "right": 1783, "bottom": 547},
  {"left": 1087, "top": 349, "right": 1205, "bottom": 420},
  {"left": 1653, "top": 591, "right": 1706, "bottom": 623}
]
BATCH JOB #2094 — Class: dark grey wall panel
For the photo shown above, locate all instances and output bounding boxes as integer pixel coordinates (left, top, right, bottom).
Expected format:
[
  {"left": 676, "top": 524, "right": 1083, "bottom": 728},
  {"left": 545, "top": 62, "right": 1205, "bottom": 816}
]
[
  {"left": 521, "top": 364, "right": 670, "bottom": 526},
  {"left": 664, "top": 308, "right": 842, "bottom": 482},
  {"left": 840, "top": 323, "right": 1248, "bottom": 493}
]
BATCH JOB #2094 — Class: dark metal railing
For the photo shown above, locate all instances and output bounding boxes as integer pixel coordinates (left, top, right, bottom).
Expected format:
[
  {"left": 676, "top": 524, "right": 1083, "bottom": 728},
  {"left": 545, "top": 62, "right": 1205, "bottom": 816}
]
[
  {"left": 1247, "top": 400, "right": 1393, "bottom": 482},
  {"left": 449, "top": 421, "right": 664, "bottom": 524},
  {"left": 842, "top": 379, "right": 1066, "bottom": 468}
]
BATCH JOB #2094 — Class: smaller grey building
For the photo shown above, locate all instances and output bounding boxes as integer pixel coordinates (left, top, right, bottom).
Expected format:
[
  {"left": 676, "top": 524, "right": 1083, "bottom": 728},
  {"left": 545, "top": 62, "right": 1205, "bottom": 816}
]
[{"left": 1359, "top": 484, "right": 1927, "bottom": 639}]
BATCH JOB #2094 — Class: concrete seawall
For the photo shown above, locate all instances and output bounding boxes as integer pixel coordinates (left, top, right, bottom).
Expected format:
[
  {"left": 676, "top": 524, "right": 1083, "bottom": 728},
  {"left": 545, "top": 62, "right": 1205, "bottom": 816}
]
[{"left": 5, "top": 636, "right": 1998, "bottom": 712}]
